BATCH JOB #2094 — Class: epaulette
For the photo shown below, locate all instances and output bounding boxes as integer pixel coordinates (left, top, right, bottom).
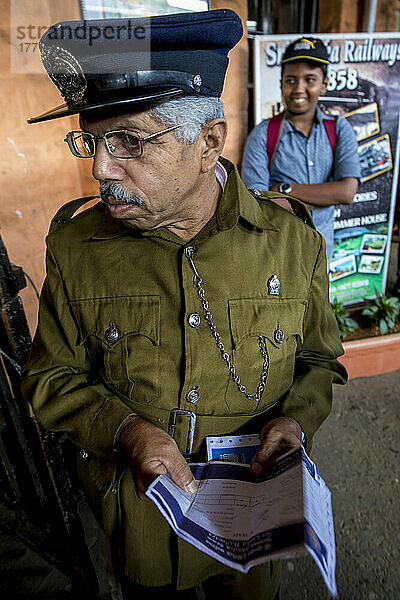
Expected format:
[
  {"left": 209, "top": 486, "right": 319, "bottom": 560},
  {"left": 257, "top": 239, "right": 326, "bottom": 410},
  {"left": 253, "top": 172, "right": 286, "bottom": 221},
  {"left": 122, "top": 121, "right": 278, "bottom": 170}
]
[
  {"left": 49, "top": 196, "right": 99, "bottom": 234},
  {"left": 247, "top": 187, "right": 315, "bottom": 229}
]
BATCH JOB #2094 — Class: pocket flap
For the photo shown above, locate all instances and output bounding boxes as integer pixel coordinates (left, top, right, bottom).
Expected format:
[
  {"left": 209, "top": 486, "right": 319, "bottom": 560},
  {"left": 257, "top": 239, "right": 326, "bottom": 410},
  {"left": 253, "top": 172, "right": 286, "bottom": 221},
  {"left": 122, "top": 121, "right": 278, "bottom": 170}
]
[
  {"left": 229, "top": 298, "right": 306, "bottom": 348},
  {"left": 71, "top": 295, "right": 160, "bottom": 345}
]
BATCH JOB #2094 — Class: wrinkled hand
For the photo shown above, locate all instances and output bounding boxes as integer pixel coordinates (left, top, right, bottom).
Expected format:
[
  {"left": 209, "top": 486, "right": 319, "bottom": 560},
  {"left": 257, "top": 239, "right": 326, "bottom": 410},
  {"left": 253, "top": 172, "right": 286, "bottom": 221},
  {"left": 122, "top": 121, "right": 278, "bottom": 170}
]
[
  {"left": 250, "top": 417, "right": 302, "bottom": 477},
  {"left": 118, "top": 417, "right": 198, "bottom": 500}
]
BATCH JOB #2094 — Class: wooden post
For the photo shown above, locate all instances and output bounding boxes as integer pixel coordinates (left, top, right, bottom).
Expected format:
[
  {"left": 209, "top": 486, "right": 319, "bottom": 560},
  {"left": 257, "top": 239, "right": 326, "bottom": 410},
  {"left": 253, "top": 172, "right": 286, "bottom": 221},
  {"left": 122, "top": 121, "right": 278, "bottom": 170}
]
[
  {"left": 375, "top": 0, "right": 397, "bottom": 31},
  {"left": 210, "top": 1, "right": 249, "bottom": 167},
  {"left": 318, "top": 0, "right": 360, "bottom": 33}
]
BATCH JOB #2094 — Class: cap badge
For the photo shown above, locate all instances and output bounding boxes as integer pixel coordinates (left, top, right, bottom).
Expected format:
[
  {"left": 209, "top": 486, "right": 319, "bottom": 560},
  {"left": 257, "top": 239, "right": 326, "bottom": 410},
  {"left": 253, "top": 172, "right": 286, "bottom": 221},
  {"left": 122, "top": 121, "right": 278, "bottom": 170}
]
[
  {"left": 267, "top": 274, "right": 280, "bottom": 296},
  {"left": 192, "top": 74, "right": 202, "bottom": 90},
  {"left": 39, "top": 44, "right": 87, "bottom": 102}
]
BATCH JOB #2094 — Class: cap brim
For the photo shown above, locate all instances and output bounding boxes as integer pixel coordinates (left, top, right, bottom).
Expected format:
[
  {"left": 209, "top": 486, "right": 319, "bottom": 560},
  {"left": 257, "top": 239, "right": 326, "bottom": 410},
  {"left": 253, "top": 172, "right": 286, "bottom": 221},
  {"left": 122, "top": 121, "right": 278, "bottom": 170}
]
[
  {"left": 27, "top": 88, "right": 185, "bottom": 124},
  {"left": 280, "top": 56, "right": 329, "bottom": 65}
]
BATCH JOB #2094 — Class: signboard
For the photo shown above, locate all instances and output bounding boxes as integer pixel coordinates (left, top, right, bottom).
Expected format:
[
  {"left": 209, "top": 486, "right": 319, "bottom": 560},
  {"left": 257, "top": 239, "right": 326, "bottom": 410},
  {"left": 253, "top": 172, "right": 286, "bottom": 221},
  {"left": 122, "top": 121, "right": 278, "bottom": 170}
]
[
  {"left": 253, "top": 34, "right": 400, "bottom": 305},
  {"left": 80, "top": 0, "right": 209, "bottom": 19}
]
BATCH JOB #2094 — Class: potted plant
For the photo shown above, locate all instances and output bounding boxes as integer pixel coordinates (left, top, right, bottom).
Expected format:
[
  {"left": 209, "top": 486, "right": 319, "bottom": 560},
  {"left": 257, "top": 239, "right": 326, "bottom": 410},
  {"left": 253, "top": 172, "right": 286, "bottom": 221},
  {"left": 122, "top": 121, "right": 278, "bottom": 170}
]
[
  {"left": 335, "top": 291, "right": 400, "bottom": 379},
  {"left": 330, "top": 298, "right": 359, "bottom": 340},
  {"left": 361, "top": 289, "right": 400, "bottom": 335}
]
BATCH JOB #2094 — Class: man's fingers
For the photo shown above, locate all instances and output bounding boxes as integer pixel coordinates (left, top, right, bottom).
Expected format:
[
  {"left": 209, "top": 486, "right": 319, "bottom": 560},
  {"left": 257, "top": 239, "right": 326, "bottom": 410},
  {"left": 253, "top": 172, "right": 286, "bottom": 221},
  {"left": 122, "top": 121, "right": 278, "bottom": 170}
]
[
  {"left": 166, "top": 453, "right": 198, "bottom": 494},
  {"left": 135, "top": 460, "right": 167, "bottom": 500},
  {"left": 250, "top": 432, "right": 300, "bottom": 476}
]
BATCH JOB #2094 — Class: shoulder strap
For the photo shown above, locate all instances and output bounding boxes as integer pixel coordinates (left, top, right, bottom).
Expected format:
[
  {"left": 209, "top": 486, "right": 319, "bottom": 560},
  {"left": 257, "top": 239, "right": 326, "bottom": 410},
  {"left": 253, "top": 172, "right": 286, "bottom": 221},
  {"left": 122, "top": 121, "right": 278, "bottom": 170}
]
[
  {"left": 253, "top": 189, "right": 315, "bottom": 229},
  {"left": 286, "top": 197, "right": 314, "bottom": 228},
  {"left": 323, "top": 118, "right": 337, "bottom": 154},
  {"left": 49, "top": 196, "right": 99, "bottom": 234},
  {"left": 266, "top": 113, "right": 285, "bottom": 168}
]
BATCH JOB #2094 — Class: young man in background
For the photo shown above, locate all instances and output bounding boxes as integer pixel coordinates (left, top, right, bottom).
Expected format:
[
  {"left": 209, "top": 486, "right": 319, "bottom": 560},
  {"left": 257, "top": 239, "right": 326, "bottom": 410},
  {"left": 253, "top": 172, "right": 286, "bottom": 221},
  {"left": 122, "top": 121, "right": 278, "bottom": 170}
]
[{"left": 242, "top": 37, "right": 361, "bottom": 264}]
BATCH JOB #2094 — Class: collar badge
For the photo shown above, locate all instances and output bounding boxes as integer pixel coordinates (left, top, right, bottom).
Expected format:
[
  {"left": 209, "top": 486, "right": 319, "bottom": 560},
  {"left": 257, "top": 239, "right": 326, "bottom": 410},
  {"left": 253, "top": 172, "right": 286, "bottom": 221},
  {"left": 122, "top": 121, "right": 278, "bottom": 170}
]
[{"left": 267, "top": 274, "right": 280, "bottom": 296}]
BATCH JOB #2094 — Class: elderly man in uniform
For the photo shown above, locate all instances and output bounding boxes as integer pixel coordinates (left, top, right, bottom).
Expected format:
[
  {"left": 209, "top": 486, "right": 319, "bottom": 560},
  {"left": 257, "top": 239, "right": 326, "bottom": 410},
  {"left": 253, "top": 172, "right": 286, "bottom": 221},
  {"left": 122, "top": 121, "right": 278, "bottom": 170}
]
[{"left": 22, "top": 10, "right": 347, "bottom": 600}]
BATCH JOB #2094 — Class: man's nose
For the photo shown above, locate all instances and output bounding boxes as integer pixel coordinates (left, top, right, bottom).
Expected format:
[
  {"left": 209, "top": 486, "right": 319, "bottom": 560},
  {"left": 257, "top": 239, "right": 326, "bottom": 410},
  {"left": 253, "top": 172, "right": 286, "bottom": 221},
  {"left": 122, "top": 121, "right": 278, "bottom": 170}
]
[
  {"left": 92, "top": 140, "right": 124, "bottom": 182},
  {"left": 293, "top": 79, "right": 305, "bottom": 93}
]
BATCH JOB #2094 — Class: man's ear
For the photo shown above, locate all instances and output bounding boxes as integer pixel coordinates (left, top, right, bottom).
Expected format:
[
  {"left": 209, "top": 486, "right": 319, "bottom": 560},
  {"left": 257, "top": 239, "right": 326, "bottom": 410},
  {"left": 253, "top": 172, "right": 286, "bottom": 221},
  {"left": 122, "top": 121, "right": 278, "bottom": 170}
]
[
  {"left": 200, "top": 118, "right": 227, "bottom": 173},
  {"left": 321, "top": 75, "right": 328, "bottom": 95}
]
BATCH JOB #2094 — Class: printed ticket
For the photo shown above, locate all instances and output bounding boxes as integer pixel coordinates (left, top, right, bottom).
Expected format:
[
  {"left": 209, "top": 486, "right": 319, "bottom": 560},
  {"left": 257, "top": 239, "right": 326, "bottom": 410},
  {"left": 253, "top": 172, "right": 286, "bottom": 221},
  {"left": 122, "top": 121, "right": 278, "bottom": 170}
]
[{"left": 147, "top": 448, "right": 337, "bottom": 597}]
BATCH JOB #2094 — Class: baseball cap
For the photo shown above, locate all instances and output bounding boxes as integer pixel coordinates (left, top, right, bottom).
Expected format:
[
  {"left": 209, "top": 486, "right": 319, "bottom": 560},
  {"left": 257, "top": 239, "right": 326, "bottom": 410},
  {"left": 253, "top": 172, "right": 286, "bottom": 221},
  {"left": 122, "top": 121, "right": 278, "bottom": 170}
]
[{"left": 281, "top": 37, "right": 329, "bottom": 66}]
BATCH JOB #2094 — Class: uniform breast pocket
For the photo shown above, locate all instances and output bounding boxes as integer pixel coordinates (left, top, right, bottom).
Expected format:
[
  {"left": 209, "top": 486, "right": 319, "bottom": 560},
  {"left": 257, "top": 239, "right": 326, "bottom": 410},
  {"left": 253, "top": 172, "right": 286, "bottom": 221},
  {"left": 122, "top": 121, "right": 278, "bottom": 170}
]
[
  {"left": 71, "top": 295, "right": 160, "bottom": 404},
  {"left": 226, "top": 298, "right": 306, "bottom": 413}
]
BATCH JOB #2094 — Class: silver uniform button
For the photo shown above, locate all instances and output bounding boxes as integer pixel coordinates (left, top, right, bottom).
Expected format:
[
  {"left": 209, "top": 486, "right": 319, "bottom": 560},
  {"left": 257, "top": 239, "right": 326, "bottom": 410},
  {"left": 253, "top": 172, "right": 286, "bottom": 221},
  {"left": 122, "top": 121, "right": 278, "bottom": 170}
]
[
  {"left": 105, "top": 325, "right": 120, "bottom": 344},
  {"left": 188, "top": 313, "right": 201, "bottom": 328},
  {"left": 274, "top": 328, "right": 285, "bottom": 344},
  {"left": 80, "top": 449, "right": 89, "bottom": 462},
  {"left": 186, "top": 389, "right": 200, "bottom": 404}
]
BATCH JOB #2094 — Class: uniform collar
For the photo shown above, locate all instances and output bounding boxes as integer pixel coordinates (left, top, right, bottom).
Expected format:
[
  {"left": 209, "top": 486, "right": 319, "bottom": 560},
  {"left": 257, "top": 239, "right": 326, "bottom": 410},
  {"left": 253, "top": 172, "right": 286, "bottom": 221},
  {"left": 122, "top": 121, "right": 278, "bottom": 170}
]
[
  {"left": 91, "top": 207, "right": 130, "bottom": 240},
  {"left": 217, "top": 158, "right": 278, "bottom": 232},
  {"left": 314, "top": 105, "right": 333, "bottom": 124},
  {"left": 91, "top": 158, "right": 277, "bottom": 240}
]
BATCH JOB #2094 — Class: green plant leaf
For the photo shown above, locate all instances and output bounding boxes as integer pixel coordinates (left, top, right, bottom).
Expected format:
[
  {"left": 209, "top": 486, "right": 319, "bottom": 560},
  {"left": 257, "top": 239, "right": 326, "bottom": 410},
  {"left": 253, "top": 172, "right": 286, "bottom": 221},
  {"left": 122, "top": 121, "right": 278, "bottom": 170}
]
[
  {"left": 331, "top": 297, "right": 358, "bottom": 338},
  {"left": 379, "top": 318, "right": 388, "bottom": 335},
  {"left": 347, "top": 318, "right": 358, "bottom": 329},
  {"left": 388, "top": 298, "right": 400, "bottom": 310}
]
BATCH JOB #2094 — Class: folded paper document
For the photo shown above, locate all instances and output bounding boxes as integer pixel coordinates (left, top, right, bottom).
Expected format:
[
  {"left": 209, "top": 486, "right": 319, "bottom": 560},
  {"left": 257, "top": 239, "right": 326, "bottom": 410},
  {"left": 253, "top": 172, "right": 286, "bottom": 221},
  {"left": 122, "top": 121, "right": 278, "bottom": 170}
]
[{"left": 146, "top": 447, "right": 337, "bottom": 597}]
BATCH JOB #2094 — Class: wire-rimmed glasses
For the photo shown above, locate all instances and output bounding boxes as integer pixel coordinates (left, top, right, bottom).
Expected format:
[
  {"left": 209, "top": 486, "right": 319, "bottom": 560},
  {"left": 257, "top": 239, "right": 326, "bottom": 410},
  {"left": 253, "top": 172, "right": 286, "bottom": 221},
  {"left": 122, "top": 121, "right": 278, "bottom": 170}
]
[{"left": 64, "top": 122, "right": 189, "bottom": 159}]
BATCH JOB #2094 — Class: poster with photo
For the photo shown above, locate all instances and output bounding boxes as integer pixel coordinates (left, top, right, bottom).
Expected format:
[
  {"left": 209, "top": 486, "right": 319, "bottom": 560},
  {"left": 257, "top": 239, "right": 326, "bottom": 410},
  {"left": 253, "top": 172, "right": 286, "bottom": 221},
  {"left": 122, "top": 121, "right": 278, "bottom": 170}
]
[
  {"left": 330, "top": 255, "right": 357, "bottom": 282},
  {"left": 343, "top": 103, "right": 380, "bottom": 142},
  {"left": 358, "top": 134, "right": 393, "bottom": 182},
  {"left": 358, "top": 255, "right": 384, "bottom": 274},
  {"left": 253, "top": 33, "right": 400, "bottom": 305}
]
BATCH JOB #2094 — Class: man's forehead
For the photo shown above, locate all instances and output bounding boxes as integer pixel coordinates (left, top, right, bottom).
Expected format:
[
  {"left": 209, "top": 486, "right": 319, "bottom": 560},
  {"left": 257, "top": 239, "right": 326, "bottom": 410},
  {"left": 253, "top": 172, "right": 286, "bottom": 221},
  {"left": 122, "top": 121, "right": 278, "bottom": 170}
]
[{"left": 282, "top": 61, "right": 324, "bottom": 76}]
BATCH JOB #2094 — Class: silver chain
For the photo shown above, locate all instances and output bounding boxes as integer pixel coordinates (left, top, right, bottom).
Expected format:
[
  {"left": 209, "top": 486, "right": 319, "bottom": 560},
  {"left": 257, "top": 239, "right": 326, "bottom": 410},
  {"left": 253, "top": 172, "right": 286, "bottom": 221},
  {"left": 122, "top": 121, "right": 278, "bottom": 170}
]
[{"left": 185, "top": 247, "right": 269, "bottom": 402}]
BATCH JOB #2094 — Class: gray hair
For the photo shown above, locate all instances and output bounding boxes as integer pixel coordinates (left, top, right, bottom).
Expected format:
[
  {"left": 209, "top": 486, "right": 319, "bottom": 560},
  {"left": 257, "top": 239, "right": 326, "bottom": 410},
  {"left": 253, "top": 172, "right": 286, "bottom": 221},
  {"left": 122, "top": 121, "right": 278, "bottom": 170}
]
[{"left": 149, "top": 95, "right": 225, "bottom": 144}]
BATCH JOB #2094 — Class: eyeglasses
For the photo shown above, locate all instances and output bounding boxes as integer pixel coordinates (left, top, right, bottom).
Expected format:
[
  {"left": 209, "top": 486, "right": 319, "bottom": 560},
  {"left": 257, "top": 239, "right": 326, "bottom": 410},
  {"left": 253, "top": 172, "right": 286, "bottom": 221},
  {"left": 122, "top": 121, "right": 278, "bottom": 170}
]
[{"left": 64, "top": 123, "right": 188, "bottom": 159}]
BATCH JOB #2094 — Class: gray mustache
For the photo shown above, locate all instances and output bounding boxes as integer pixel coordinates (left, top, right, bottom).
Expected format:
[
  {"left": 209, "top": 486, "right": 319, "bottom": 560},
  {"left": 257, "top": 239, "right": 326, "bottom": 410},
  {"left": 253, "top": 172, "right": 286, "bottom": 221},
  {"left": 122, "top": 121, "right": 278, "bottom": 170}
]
[{"left": 100, "top": 182, "right": 143, "bottom": 206}]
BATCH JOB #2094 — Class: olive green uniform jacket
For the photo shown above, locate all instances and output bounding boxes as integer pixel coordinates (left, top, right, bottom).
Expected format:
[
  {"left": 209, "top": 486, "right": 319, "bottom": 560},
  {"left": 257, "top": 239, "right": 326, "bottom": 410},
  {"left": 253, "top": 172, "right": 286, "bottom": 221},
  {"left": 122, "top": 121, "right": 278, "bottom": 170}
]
[{"left": 22, "top": 158, "right": 347, "bottom": 592}]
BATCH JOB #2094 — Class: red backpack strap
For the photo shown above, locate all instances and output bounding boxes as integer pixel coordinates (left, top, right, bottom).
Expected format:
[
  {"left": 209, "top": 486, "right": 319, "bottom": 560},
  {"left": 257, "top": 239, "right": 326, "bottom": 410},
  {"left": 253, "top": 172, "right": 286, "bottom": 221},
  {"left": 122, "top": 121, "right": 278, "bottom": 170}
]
[
  {"left": 323, "top": 118, "right": 337, "bottom": 154},
  {"left": 266, "top": 112, "right": 285, "bottom": 168}
]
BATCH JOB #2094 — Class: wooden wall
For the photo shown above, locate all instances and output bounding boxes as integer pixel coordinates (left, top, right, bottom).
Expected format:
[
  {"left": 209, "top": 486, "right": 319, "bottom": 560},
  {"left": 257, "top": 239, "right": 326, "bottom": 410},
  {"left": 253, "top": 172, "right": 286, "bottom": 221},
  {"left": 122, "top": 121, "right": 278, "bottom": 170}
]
[
  {"left": 210, "top": 0, "right": 249, "bottom": 166},
  {"left": 318, "top": 1, "right": 360, "bottom": 32},
  {"left": 375, "top": 0, "right": 397, "bottom": 31},
  {"left": 0, "top": 0, "right": 97, "bottom": 334},
  {"left": 318, "top": 0, "right": 398, "bottom": 32}
]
